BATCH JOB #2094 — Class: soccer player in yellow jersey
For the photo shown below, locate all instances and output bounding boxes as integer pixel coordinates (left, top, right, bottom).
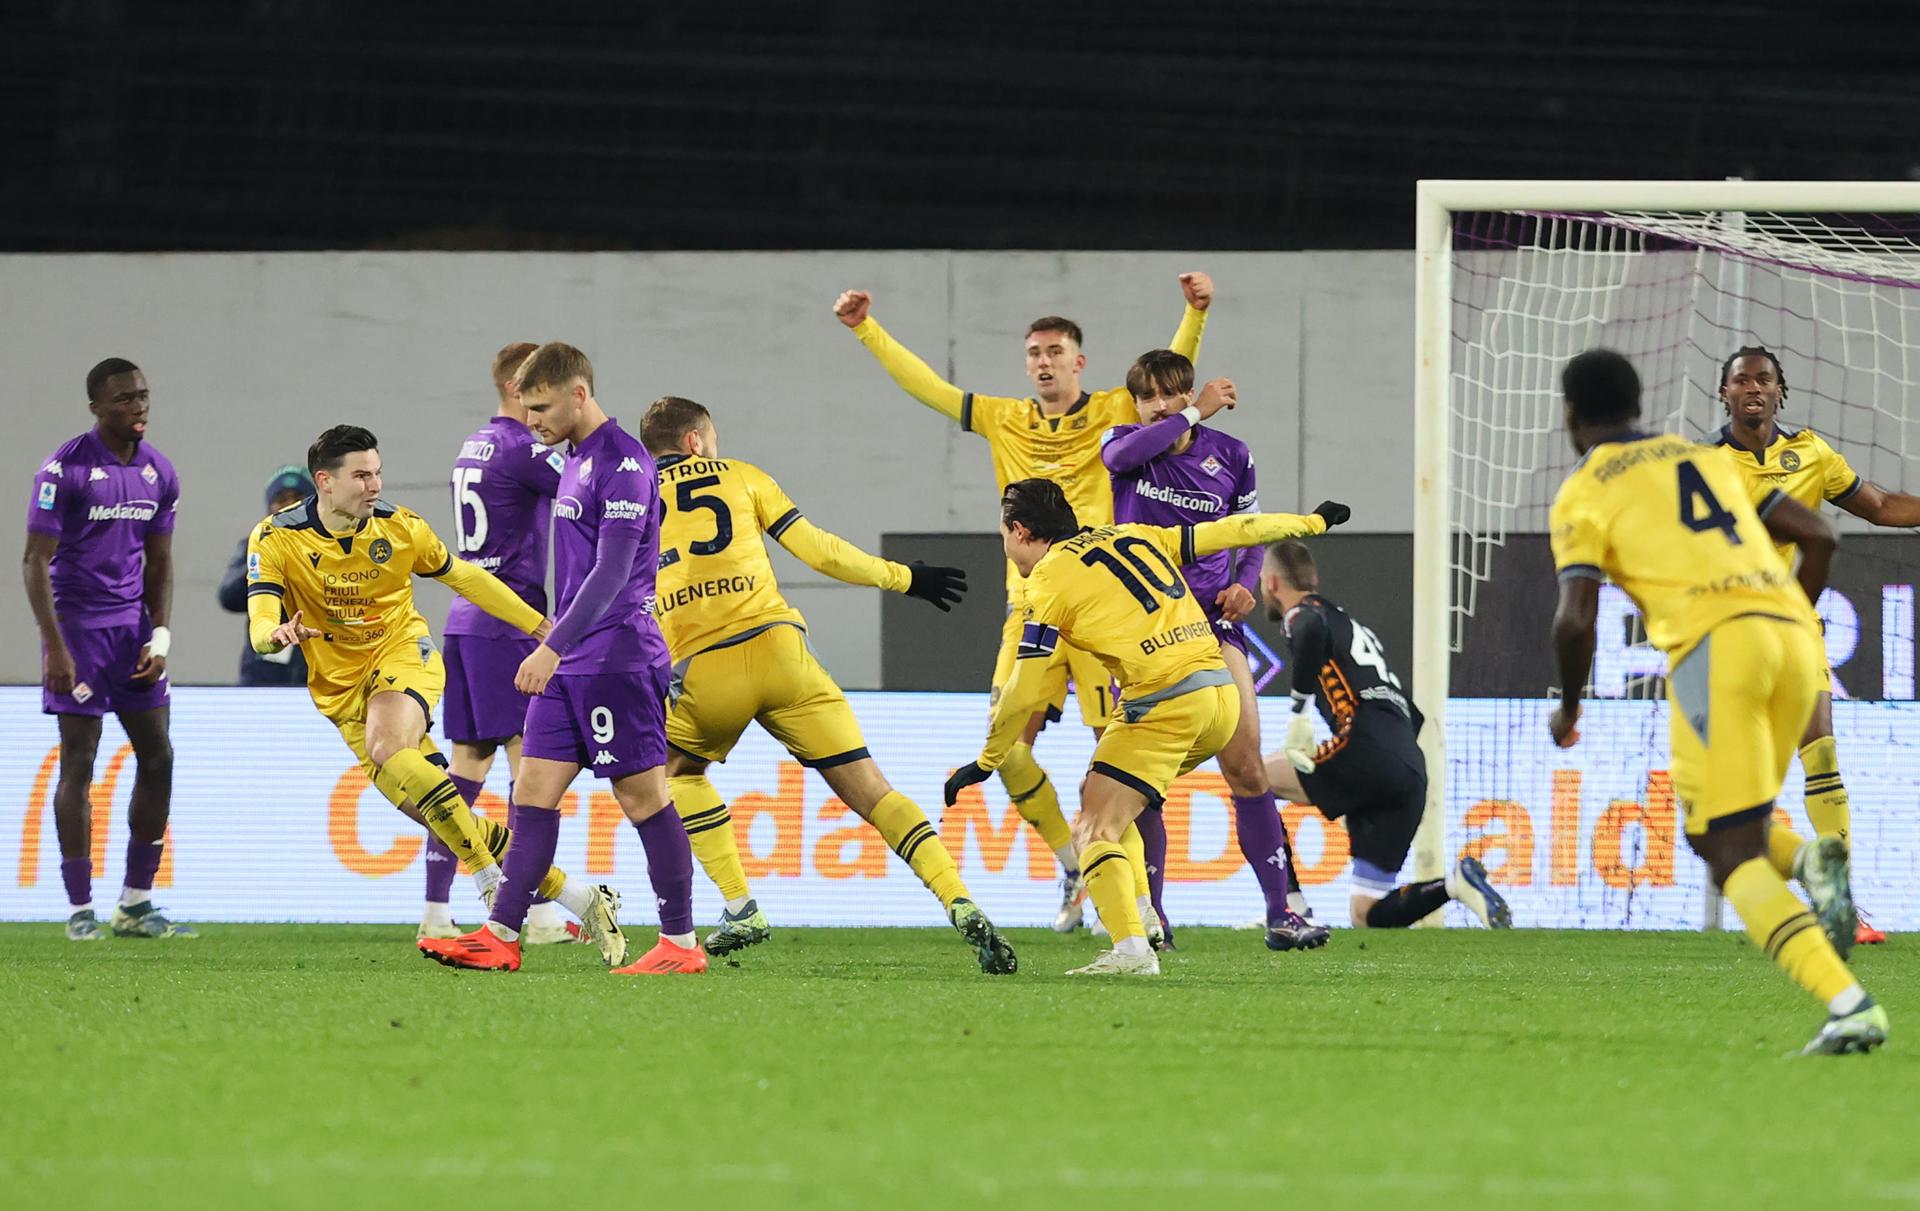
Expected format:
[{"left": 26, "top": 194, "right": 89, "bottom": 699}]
[
  {"left": 247, "top": 425, "right": 625, "bottom": 964},
  {"left": 1548, "top": 350, "right": 1886, "bottom": 1055},
  {"left": 638, "top": 396, "right": 1017, "bottom": 973},
  {"left": 1714, "top": 345, "right": 1920, "bottom": 947},
  {"left": 944, "top": 479, "right": 1347, "bottom": 975},
  {"left": 836, "top": 273, "right": 1212, "bottom": 932}
]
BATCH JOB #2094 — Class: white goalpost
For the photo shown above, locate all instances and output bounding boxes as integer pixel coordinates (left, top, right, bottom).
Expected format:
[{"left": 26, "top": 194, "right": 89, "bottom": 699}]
[{"left": 1413, "top": 180, "right": 1920, "bottom": 929}]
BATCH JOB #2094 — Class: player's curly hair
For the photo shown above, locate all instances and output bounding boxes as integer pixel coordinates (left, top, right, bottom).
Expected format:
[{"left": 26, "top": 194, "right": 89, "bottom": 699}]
[
  {"left": 1719, "top": 345, "right": 1789, "bottom": 403},
  {"left": 1561, "top": 349, "right": 1641, "bottom": 426},
  {"left": 1125, "top": 349, "right": 1195, "bottom": 400},
  {"left": 1001, "top": 478, "right": 1080, "bottom": 542}
]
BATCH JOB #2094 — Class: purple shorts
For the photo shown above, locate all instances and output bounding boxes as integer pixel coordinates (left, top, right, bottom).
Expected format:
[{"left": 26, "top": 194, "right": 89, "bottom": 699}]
[
  {"left": 43, "top": 617, "right": 169, "bottom": 717},
  {"left": 521, "top": 664, "right": 669, "bottom": 779},
  {"left": 442, "top": 633, "right": 537, "bottom": 744}
]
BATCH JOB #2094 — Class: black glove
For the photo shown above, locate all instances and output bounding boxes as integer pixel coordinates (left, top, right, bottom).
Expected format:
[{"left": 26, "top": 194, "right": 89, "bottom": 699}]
[
  {"left": 906, "top": 562, "right": 967, "bottom": 612},
  {"left": 1312, "top": 500, "right": 1351, "bottom": 528},
  {"left": 944, "top": 761, "right": 992, "bottom": 806}
]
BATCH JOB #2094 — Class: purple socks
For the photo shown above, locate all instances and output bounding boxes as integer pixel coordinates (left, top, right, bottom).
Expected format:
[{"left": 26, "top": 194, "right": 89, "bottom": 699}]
[
  {"left": 489, "top": 804, "right": 559, "bottom": 933},
  {"left": 123, "top": 837, "right": 163, "bottom": 896},
  {"left": 61, "top": 856, "right": 91, "bottom": 908},
  {"left": 1135, "top": 806, "right": 1170, "bottom": 937},
  {"left": 1233, "top": 792, "right": 1294, "bottom": 926},
  {"left": 634, "top": 808, "right": 694, "bottom": 936}
]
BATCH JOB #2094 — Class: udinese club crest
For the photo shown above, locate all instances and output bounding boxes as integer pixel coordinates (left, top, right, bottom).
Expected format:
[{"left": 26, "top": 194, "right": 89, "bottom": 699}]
[
  {"left": 369, "top": 537, "right": 393, "bottom": 564},
  {"left": 1780, "top": 449, "right": 1802, "bottom": 472}
]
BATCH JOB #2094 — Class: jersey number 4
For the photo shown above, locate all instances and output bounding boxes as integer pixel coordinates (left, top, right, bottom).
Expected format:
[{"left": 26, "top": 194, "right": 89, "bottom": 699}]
[
  {"left": 1079, "top": 537, "right": 1187, "bottom": 614},
  {"left": 676, "top": 476, "right": 734, "bottom": 556},
  {"left": 1677, "top": 460, "right": 1742, "bottom": 545}
]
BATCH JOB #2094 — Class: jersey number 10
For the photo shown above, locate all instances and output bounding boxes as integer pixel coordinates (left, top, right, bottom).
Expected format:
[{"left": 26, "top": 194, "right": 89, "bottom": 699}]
[{"left": 1079, "top": 537, "right": 1187, "bottom": 614}]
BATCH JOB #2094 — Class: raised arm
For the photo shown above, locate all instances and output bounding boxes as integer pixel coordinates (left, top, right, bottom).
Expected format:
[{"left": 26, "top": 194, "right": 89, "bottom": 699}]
[
  {"left": 1101, "top": 378, "right": 1239, "bottom": 474},
  {"left": 834, "top": 290, "right": 966, "bottom": 423},
  {"left": 1168, "top": 271, "right": 1213, "bottom": 361},
  {"left": 1184, "top": 500, "right": 1346, "bottom": 562}
]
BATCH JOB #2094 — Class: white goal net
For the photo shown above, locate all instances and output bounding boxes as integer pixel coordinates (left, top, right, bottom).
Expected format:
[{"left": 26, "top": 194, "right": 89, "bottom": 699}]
[{"left": 1415, "top": 182, "right": 1920, "bottom": 929}]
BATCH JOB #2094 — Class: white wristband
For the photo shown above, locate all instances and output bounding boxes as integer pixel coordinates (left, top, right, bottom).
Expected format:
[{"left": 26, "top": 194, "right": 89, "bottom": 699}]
[
  {"left": 146, "top": 626, "right": 172, "bottom": 659},
  {"left": 1180, "top": 405, "right": 1202, "bottom": 427}
]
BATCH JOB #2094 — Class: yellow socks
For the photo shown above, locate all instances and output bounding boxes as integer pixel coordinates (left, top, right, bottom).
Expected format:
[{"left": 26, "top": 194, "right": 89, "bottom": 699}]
[
  {"left": 671, "top": 774, "right": 752, "bottom": 902},
  {"left": 1767, "top": 824, "right": 1807, "bottom": 881},
  {"left": 1001, "top": 743, "right": 1076, "bottom": 871},
  {"left": 870, "top": 791, "right": 968, "bottom": 910},
  {"left": 384, "top": 748, "right": 496, "bottom": 874},
  {"left": 1799, "top": 736, "right": 1850, "bottom": 845},
  {"left": 1724, "top": 857, "right": 1856, "bottom": 1006},
  {"left": 1120, "top": 822, "right": 1151, "bottom": 906},
  {"left": 1081, "top": 839, "right": 1144, "bottom": 943}
]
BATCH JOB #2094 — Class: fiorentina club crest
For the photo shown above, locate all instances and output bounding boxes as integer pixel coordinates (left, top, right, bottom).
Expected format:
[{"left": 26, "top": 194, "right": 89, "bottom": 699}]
[
  {"left": 1200, "top": 455, "right": 1224, "bottom": 477},
  {"left": 579, "top": 457, "right": 594, "bottom": 479},
  {"left": 141, "top": 464, "right": 159, "bottom": 485}
]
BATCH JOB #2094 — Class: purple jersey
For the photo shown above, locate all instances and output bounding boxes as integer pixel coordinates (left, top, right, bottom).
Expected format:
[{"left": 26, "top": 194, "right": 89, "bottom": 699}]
[
  {"left": 1104, "top": 421, "right": 1259, "bottom": 609},
  {"left": 550, "top": 419, "right": 669, "bottom": 674},
  {"left": 444, "top": 415, "right": 565, "bottom": 640},
  {"left": 27, "top": 429, "right": 179, "bottom": 627}
]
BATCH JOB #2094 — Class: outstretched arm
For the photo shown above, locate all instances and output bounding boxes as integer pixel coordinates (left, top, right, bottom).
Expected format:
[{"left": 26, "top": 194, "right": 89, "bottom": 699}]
[
  {"left": 432, "top": 558, "right": 547, "bottom": 636},
  {"left": 1184, "top": 501, "right": 1346, "bottom": 561},
  {"left": 834, "top": 291, "right": 966, "bottom": 423},
  {"left": 1836, "top": 480, "right": 1920, "bottom": 529},
  {"left": 774, "top": 514, "right": 912, "bottom": 593}
]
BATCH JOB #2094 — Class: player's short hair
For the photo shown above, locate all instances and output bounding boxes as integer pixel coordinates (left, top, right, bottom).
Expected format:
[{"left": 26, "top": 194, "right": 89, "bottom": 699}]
[
  {"left": 491, "top": 341, "right": 540, "bottom": 388},
  {"left": 1125, "top": 349, "right": 1195, "bottom": 399},
  {"left": 86, "top": 357, "right": 141, "bottom": 401},
  {"left": 1001, "top": 477, "right": 1080, "bottom": 541},
  {"left": 1560, "top": 349, "right": 1641, "bottom": 426},
  {"left": 640, "top": 396, "right": 713, "bottom": 455},
  {"left": 1719, "top": 344, "right": 1788, "bottom": 397},
  {"left": 308, "top": 424, "right": 379, "bottom": 478},
  {"left": 1026, "top": 316, "right": 1084, "bottom": 348},
  {"left": 515, "top": 342, "right": 594, "bottom": 395},
  {"left": 1267, "top": 540, "right": 1319, "bottom": 591}
]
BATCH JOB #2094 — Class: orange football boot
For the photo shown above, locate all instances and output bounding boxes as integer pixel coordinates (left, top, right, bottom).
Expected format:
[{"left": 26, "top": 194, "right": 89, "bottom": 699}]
[
  {"left": 1856, "top": 912, "right": 1888, "bottom": 946},
  {"left": 420, "top": 926, "right": 522, "bottom": 971},
  {"left": 612, "top": 937, "right": 708, "bottom": 975}
]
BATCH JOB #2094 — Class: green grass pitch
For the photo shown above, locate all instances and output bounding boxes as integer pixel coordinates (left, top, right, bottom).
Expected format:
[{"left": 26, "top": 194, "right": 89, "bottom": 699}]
[{"left": 4, "top": 924, "right": 1914, "bottom": 1210}]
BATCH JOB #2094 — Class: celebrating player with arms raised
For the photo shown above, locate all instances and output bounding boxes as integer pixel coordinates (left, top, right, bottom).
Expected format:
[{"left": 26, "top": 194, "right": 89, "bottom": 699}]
[
  {"left": 639, "top": 396, "right": 1017, "bottom": 973},
  {"left": 1713, "top": 345, "right": 1920, "bottom": 946},
  {"left": 836, "top": 275, "right": 1211, "bottom": 931},
  {"left": 944, "top": 479, "right": 1347, "bottom": 975},
  {"left": 248, "top": 425, "right": 623, "bottom": 963},
  {"left": 1102, "top": 350, "right": 1325, "bottom": 950},
  {"left": 25, "top": 358, "right": 187, "bottom": 940},
  {"left": 419, "top": 343, "right": 703, "bottom": 976},
  {"left": 1549, "top": 349, "right": 1883, "bottom": 1054},
  {"left": 422, "top": 341, "right": 580, "bottom": 945}
]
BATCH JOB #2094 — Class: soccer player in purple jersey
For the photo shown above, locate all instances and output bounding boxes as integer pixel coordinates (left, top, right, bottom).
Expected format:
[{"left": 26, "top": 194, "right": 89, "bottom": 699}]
[
  {"left": 24, "top": 358, "right": 191, "bottom": 940},
  {"left": 421, "top": 342, "right": 580, "bottom": 945},
  {"left": 1102, "top": 350, "right": 1328, "bottom": 951},
  {"left": 420, "top": 343, "right": 703, "bottom": 975}
]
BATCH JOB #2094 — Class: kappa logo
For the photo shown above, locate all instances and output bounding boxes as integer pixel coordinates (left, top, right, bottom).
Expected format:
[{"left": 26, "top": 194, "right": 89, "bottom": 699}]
[
  {"left": 617, "top": 457, "right": 643, "bottom": 472},
  {"left": 308, "top": 552, "right": 323, "bottom": 568},
  {"left": 89, "top": 467, "right": 108, "bottom": 482},
  {"left": 141, "top": 464, "right": 159, "bottom": 485},
  {"left": 1200, "top": 455, "right": 1224, "bottom": 477},
  {"left": 42, "top": 460, "right": 62, "bottom": 475},
  {"left": 593, "top": 750, "right": 616, "bottom": 766}
]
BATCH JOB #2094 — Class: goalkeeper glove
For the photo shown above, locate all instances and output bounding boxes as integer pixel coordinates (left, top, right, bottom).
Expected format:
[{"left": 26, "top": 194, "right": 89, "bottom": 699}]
[
  {"left": 906, "top": 562, "right": 967, "bottom": 612},
  {"left": 1312, "top": 500, "right": 1351, "bottom": 528},
  {"left": 1284, "top": 713, "right": 1319, "bottom": 774},
  {"left": 944, "top": 761, "right": 991, "bottom": 806}
]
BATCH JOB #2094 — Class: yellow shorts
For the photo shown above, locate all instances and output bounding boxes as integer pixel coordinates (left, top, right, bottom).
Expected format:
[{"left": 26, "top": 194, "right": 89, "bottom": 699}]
[
  {"left": 991, "top": 605, "right": 1117, "bottom": 729},
  {"left": 1088, "top": 681, "right": 1240, "bottom": 804},
  {"left": 666, "top": 623, "right": 867, "bottom": 768},
  {"left": 326, "top": 641, "right": 447, "bottom": 804},
  {"left": 1667, "top": 613, "right": 1824, "bottom": 835}
]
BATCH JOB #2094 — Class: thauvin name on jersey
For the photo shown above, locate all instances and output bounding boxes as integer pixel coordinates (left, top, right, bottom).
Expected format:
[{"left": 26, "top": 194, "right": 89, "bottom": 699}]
[
  {"left": 1140, "top": 619, "right": 1213, "bottom": 655},
  {"left": 658, "top": 575, "right": 755, "bottom": 613}
]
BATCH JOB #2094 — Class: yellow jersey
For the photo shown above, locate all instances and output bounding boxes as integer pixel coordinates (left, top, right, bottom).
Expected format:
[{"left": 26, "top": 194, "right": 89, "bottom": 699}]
[
  {"left": 850, "top": 307, "right": 1206, "bottom": 598},
  {"left": 245, "top": 497, "right": 541, "bottom": 721},
  {"left": 982, "top": 511, "right": 1326, "bottom": 766},
  {"left": 1549, "top": 432, "right": 1818, "bottom": 659},
  {"left": 655, "top": 454, "right": 912, "bottom": 659},
  {"left": 1711, "top": 422, "right": 1863, "bottom": 566}
]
